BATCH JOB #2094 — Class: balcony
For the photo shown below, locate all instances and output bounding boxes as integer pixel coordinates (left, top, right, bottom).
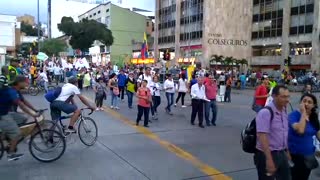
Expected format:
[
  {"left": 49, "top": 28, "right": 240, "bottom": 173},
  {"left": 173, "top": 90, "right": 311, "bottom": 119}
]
[
  {"left": 291, "top": 55, "right": 311, "bottom": 65},
  {"left": 251, "top": 56, "right": 282, "bottom": 65}
]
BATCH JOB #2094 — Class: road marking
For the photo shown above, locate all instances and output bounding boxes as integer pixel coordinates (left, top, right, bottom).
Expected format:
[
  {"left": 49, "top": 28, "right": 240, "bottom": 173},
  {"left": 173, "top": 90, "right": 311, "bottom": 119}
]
[{"left": 84, "top": 95, "right": 232, "bottom": 180}]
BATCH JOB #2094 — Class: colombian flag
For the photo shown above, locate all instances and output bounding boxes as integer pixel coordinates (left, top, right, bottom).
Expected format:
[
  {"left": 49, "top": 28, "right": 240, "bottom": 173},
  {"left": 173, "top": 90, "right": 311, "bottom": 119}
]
[{"left": 141, "top": 32, "right": 148, "bottom": 59}]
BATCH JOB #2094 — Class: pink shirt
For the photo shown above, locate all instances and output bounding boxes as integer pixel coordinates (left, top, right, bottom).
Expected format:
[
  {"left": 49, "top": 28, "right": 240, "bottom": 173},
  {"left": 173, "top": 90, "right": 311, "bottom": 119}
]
[{"left": 205, "top": 83, "right": 217, "bottom": 100}]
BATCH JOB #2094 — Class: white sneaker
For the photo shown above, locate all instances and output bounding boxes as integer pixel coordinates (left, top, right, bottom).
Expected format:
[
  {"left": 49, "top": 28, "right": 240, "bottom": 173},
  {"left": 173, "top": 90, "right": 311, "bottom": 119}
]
[
  {"left": 99, "top": 107, "right": 104, "bottom": 111},
  {"left": 182, "top": 105, "right": 187, "bottom": 108},
  {"left": 96, "top": 108, "right": 100, "bottom": 111},
  {"left": 174, "top": 104, "right": 177, "bottom": 107},
  {"left": 115, "top": 107, "right": 120, "bottom": 110},
  {"left": 110, "top": 106, "right": 114, "bottom": 109}
]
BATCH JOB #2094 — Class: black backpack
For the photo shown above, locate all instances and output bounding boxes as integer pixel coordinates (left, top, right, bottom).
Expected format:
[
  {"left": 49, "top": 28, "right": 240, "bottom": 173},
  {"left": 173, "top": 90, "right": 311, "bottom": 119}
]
[{"left": 241, "top": 106, "right": 274, "bottom": 153}]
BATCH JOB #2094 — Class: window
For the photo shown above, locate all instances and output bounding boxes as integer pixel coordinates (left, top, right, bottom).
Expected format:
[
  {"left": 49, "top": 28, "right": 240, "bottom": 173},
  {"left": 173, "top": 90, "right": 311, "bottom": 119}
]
[
  {"left": 298, "top": 26, "right": 305, "bottom": 34},
  {"left": 290, "top": 27, "right": 298, "bottom": 35},
  {"left": 305, "top": 25, "right": 313, "bottom": 33},
  {"left": 252, "top": 32, "right": 258, "bottom": 39},
  {"left": 89, "top": 15, "right": 92, "bottom": 18},
  {"left": 265, "top": 12, "right": 271, "bottom": 20},
  {"left": 93, "top": 13, "right": 96, "bottom": 16},
  {"left": 299, "top": 5, "right": 306, "bottom": 14},
  {"left": 147, "top": 22, "right": 149, "bottom": 26},
  {"left": 98, "top": 10, "right": 101, "bottom": 14},
  {"left": 306, "top": 4, "right": 314, "bottom": 13},
  {"left": 253, "top": 0, "right": 259, "bottom": 5},
  {"left": 106, "top": 9, "right": 109, "bottom": 13},
  {"left": 291, "top": 7, "right": 299, "bottom": 15}
]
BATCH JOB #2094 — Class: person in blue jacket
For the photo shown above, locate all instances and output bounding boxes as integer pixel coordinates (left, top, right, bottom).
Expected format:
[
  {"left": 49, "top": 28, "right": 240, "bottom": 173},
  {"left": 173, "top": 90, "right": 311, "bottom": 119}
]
[
  {"left": 288, "top": 93, "right": 320, "bottom": 180},
  {"left": 117, "top": 70, "right": 127, "bottom": 101}
]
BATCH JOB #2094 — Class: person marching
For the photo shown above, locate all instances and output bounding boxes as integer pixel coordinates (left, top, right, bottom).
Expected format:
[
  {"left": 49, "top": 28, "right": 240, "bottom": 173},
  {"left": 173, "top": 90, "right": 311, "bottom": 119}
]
[
  {"left": 126, "top": 72, "right": 136, "bottom": 109},
  {"left": 136, "top": 80, "right": 152, "bottom": 127},
  {"left": 94, "top": 77, "right": 107, "bottom": 111},
  {"left": 175, "top": 73, "right": 188, "bottom": 108},
  {"left": 164, "top": 74, "right": 175, "bottom": 115},
  {"left": 150, "top": 75, "right": 161, "bottom": 120},
  {"left": 190, "top": 77, "right": 206, "bottom": 128}
]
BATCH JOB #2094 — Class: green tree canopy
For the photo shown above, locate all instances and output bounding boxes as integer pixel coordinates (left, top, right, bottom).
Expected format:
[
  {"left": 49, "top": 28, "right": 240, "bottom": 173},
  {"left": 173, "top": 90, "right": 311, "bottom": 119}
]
[
  {"left": 40, "top": 39, "right": 67, "bottom": 56},
  {"left": 20, "top": 22, "right": 43, "bottom": 36},
  {"left": 16, "top": 43, "right": 32, "bottom": 58},
  {"left": 58, "top": 17, "right": 114, "bottom": 51}
]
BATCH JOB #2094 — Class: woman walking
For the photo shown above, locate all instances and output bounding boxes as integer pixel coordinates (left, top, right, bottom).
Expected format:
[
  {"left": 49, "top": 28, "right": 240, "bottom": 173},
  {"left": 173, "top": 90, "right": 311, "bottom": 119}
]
[
  {"left": 126, "top": 72, "right": 136, "bottom": 109},
  {"left": 175, "top": 74, "right": 188, "bottom": 108},
  {"left": 108, "top": 73, "right": 120, "bottom": 110},
  {"left": 94, "top": 77, "right": 107, "bottom": 111},
  {"left": 136, "top": 80, "right": 152, "bottom": 127},
  {"left": 150, "top": 75, "right": 161, "bottom": 120},
  {"left": 164, "top": 74, "right": 175, "bottom": 115},
  {"left": 288, "top": 93, "right": 320, "bottom": 180}
]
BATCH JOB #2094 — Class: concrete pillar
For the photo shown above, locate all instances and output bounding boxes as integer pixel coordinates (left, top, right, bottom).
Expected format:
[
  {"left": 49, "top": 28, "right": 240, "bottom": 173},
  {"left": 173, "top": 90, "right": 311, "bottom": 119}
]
[
  {"left": 280, "top": 0, "right": 291, "bottom": 71},
  {"left": 154, "top": 0, "right": 160, "bottom": 62},
  {"left": 175, "top": 0, "right": 181, "bottom": 64},
  {"left": 311, "top": 0, "right": 320, "bottom": 72}
]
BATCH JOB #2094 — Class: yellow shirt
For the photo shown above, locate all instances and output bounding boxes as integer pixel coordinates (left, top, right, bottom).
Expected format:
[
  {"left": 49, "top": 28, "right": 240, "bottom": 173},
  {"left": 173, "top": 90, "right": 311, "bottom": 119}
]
[{"left": 30, "top": 66, "right": 36, "bottom": 75}]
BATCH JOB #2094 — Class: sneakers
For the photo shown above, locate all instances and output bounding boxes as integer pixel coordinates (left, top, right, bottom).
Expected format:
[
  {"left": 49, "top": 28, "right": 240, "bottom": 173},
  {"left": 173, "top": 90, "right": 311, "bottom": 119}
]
[
  {"left": 110, "top": 106, "right": 114, "bottom": 109},
  {"left": 174, "top": 104, "right": 177, "bottom": 107},
  {"left": 96, "top": 108, "right": 100, "bottom": 111},
  {"left": 182, "top": 105, "right": 187, "bottom": 108},
  {"left": 7, "top": 153, "right": 24, "bottom": 161},
  {"left": 65, "top": 128, "right": 77, "bottom": 133},
  {"left": 114, "top": 107, "right": 120, "bottom": 110}
]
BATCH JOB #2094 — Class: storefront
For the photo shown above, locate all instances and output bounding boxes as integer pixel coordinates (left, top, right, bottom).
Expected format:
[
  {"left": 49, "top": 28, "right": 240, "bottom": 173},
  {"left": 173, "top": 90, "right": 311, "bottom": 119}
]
[{"left": 130, "top": 58, "right": 155, "bottom": 65}]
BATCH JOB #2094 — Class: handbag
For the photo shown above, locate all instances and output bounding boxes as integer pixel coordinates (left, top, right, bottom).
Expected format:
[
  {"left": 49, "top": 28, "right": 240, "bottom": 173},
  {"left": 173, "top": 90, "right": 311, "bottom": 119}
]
[
  {"left": 304, "top": 155, "right": 319, "bottom": 169},
  {"left": 113, "top": 87, "right": 119, "bottom": 96}
]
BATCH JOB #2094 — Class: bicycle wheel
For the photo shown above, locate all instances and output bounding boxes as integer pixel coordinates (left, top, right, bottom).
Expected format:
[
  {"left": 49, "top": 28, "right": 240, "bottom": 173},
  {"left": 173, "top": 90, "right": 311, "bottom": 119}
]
[
  {"left": 0, "top": 139, "right": 4, "bottom": 160},
  {"left": 29, "top": 129, "right": 66, "bottom": 163},
  {"left": 28, "top": 86, "right": 39, "bottom": 96},
  {"left": 78, "top": 117, "right": 98, "bottom": 146},
  {"left": 41, "top": 120, "right": 63, "bottom": 134}
]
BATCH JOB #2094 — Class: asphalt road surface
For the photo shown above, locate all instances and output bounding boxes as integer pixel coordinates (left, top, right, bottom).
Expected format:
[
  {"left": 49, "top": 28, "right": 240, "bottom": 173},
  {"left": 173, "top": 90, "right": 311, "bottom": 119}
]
[{"left": 1, "top": 89, "right": 319, "bottom": 180}]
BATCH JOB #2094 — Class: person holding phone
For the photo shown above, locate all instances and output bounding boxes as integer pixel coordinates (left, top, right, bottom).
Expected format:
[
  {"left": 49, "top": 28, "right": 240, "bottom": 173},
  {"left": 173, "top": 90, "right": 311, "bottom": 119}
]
[{"left": 136, "top": 80, "right": 152, "bottom": 127}]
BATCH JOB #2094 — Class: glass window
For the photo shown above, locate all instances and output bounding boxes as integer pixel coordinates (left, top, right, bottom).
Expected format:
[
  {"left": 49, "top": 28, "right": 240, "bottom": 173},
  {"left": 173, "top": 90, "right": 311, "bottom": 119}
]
[
  {"left": 300, "top": 5, "right": 306, "bottom": 14},
  {"left": 253, "top": 14, "right": 259, "bottom": 22},
  {"left": 291, "top": 7, "right": 299, "bottom": 15},
  {"left": 98, "top": 10, "right": 101, "bottom": 14},
  {"left": 252, "top": 32, "right": 258, "bottom": 39},
  {"left": 306, "top": 4, "right": 314, "bottom": 13},
  {"left": 290, "top": 27, "right": 298, "bottom": 35},
  {"left": 305, "top": 25, "right": 313, "bottom": 33},
  {"left": 298, "top": 26, "right": 305, "bottom": 34}
]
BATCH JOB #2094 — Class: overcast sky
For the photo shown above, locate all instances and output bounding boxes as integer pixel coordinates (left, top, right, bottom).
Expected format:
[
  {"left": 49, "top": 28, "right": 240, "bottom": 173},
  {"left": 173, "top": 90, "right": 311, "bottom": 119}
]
[{"left": 0, "top": 0, "right": 155, "bottom": 23}]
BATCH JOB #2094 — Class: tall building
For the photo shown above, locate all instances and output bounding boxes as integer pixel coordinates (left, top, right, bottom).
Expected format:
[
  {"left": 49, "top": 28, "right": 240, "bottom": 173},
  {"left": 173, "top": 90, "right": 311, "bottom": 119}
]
[
  {"left": 78, "top": 2, "right": 147, "bottom": 65},
  {"left": 155, "top": 0, "right": 252, "bottom": 67},
  {"left": 251, "top": 0, "right": 319, "bottom": 72}
]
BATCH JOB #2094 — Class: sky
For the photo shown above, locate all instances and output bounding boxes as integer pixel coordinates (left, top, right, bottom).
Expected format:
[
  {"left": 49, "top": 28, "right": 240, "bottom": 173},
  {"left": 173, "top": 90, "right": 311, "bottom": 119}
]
[{"left": 0, "top": 0, "right": 155, "bottom": 23}]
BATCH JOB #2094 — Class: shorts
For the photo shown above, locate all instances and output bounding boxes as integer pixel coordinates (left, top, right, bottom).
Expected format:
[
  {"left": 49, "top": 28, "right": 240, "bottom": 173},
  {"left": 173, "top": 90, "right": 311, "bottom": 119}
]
[
  {"left": 0, "top": 112, "right": 28, "bottom": 140},
  {"left": 50, "top": 101, "right": 77, "bottom": 121}
]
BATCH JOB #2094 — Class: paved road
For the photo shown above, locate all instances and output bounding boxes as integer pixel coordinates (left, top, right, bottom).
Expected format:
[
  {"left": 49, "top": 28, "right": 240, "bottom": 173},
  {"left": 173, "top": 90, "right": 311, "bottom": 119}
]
[{"left": 1, "top": 89, "right": 319, "bottom": 180}]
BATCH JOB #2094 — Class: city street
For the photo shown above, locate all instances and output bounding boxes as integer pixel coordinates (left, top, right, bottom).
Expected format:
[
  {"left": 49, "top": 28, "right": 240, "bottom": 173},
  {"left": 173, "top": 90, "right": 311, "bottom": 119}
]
[{"left": 1, "top": 89, "right": 319, "bottom": 180}]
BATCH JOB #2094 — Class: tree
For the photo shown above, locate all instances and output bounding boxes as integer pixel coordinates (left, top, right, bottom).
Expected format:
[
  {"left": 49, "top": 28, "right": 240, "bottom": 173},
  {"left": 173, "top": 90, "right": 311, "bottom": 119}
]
[
  {"left": 20, "top": 22, "right": 43, "bottom": 36},
  {"left": 58, "top": 17, "right": 114, "bottom": 52},
  {"left": 40, "top": 39, "right": 67, "bottom": 56},
  {"left": 16, "top": 43, "right": 32, "bottom": 58},
  {"left": 223, "top": 56, "right": 235, "bottom": 66},
  {"left": 210, "top": 55, "right": 224, "bottom": 64}
]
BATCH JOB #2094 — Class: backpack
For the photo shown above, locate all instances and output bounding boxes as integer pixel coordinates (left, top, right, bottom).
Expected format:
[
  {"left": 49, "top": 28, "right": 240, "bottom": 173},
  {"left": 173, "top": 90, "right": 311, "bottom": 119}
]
[
  {"left": 241, "top": 106, "right": 274, "bottom": 154},
  {"left": 44, "top": 86, "right": 62, "bottom": 103},
  {"left": 96, "top": 83, "right": 105, "bottom": 98}
]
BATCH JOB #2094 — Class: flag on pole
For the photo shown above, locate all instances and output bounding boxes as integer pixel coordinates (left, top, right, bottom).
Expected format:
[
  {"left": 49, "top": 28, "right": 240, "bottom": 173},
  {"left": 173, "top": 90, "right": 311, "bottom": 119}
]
[{"left": 141, "top": 32, "right": 148, "bottom": 60}]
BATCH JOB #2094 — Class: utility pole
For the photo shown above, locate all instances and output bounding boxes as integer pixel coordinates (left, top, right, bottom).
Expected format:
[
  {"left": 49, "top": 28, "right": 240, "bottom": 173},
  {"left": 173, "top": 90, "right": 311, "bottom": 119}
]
[
  {"left": 48, "top": 0, "right": 51, "bottom": 39},
  {"left": 37, "top": 0, "right": 40, "bottom": 52}
]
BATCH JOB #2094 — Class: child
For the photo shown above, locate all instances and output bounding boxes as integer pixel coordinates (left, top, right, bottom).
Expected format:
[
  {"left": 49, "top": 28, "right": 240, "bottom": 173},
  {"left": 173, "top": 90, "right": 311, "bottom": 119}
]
[{"left": 94, "top": 78, "right": 107, "bottom": 111}]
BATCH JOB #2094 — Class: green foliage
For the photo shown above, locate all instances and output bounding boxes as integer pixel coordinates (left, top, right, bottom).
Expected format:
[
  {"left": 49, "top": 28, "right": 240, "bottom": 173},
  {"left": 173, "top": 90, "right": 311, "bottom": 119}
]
[
  {"left": 20, "top": 22, "right": 43, "bottom": 36},
  {"left": 16, "top": 43, "right": 32, "bottom": 58},
  {"left": 40, "top": 39, "right": 67, "bottom": 56},
  {"left": 58, "top": 17, "right": 114, "bottom": 51},
  {"left": 210, "top": 55, "right": 224, "bottom": 64}
]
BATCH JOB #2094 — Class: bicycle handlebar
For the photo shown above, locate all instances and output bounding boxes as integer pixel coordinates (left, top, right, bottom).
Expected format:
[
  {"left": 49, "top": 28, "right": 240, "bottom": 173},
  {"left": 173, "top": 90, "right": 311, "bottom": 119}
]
[{"left": 80, "top": 108, "right": 94, "bottom": 115}]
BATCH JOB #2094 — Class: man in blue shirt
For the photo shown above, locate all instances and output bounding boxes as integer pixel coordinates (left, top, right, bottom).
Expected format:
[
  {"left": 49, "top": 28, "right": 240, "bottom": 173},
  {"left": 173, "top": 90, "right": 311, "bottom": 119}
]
[
  {"left": 117, "top": 70, "right": 127, "bottom": 101},
  {"left": 239, "top": 73, "right": 246, "bottom": 90},
  {"left": 0, "top": 75, "right": 39, "bottom": 161}
]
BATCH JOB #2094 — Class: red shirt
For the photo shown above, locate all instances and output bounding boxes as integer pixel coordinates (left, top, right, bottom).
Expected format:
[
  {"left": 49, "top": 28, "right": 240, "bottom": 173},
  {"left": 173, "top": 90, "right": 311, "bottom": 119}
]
[
  {"left": 204, "top": 77, "right": 210, "bottom": 85},
  {"left": 137, "top": 88, "right": 151, "bottom": 107},
  {"left": 255, "top": 85, "right": 268, "bottom": 106},
  {"left": 205, "top": 82, "right": 217, "bottom": 100}
]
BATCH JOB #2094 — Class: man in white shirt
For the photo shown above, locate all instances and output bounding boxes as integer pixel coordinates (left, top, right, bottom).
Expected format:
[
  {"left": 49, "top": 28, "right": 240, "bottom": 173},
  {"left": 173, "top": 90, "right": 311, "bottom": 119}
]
[
  {"left": 53, "top": 65, "right": 62, "bottom": 86},
  {"left": 137, "top": 67, "right": 153, "bottom": 89},
  {"left": 39, "top": 69, "right": 49, "bottom": 93},
  {"left": 164, "top": 74, "right": 175, "bottom": 115},
  {"left": 50, "top": 76, "right": 96, "bottom": 133},
  {"left": 190, "top": 77, "right": 206, "bottom": 128}
]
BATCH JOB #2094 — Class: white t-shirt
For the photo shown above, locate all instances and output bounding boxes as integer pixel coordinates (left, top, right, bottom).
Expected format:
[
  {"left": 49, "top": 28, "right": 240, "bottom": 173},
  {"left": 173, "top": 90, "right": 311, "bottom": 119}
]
[
  {"left": 40, "top": 72, "right": 48, "bottom": 82},
  {"left": 138, "top": 74, "right": 153, "bottom": 89},
  {"left": 150, "top": 81, "right": 161, "bottom": 96},
  {"left": 178, "top": 78, "right": 188, "bottom": 92},
  {"left": 53, "top": 66, "right": 62, "bottom": 75},
  {"left": 55, "top": 83, "right": 81, "bottom": 102},
  {"left": 164, "top": 79, "right": 175, "bottom": 93}
]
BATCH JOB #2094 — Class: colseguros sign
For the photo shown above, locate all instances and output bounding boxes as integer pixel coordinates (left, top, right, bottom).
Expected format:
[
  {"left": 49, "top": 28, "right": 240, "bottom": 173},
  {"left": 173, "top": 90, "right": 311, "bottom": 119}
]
[{"left": 207, "top": 33, "right": 248, "bottom": 46}]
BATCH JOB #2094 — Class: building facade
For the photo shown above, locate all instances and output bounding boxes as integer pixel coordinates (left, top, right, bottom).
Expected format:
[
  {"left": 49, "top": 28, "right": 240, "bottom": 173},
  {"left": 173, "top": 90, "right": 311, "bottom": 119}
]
[
  {"left": 251, "top": 0, "right": 319, "bottom": 72},
  {"left": 155, "top": 0, "right": 252, "bottom": 67},
  {"left": 79, "top": 2, "right": 147, "bottom": 65}
]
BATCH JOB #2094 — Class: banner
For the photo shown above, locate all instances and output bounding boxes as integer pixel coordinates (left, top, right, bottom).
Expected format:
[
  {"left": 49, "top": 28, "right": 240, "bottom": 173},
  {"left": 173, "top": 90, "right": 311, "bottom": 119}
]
[{"left": 74, "top": 57, "right": 90, "bottom": 69}]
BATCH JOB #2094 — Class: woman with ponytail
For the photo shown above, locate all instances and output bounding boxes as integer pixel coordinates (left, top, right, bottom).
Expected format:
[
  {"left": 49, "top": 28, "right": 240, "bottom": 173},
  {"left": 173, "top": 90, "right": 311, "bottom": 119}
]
[{"left": 288, "top": 93, "right": 320, "bottom": 180}]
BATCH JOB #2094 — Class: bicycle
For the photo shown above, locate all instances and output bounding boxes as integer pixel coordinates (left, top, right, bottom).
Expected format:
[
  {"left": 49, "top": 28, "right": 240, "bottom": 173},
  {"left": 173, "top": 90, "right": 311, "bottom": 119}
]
[
  {"left": 46, "top": 108, "right": 98, "bottom": 146},
  {"left": 0, "top": 109, "right": 66, "bottom": 162},
  {"left": 28, "top": 81, "right": 56, "bottom": 96}
]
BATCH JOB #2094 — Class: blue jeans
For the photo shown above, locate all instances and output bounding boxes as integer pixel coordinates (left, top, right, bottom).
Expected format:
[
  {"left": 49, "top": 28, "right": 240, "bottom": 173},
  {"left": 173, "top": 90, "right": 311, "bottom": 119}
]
[
  {"left": 127, "top": 91, "right": 134, "bottom": 108},
  {"left": 205, "top": 100, "right": 217, "bottom": 125},
  {"left": 241, "top": 80, "right": 246, "bottom": 89},
  {"left": 165, "top": 92, "right": 174, "bottom": 112},
  {"left": 111, "top": 93, "right": 118, "bottom": 107}
]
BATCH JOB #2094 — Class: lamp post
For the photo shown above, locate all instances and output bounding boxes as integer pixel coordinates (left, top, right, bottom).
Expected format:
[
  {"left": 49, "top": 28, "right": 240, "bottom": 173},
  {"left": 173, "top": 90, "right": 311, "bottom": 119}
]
[{"left": 37, "top": 0, "right": 40, "bottom": 52}]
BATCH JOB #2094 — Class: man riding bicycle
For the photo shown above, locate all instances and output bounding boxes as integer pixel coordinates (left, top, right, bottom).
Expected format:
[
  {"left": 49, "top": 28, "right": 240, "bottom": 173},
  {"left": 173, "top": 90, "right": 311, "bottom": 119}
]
[
  {"left": 50, "top": 76, "right": 95, "bottom": 133},
  {"left": 0, "top": 75, "right": 39, "bottom": 161}
]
